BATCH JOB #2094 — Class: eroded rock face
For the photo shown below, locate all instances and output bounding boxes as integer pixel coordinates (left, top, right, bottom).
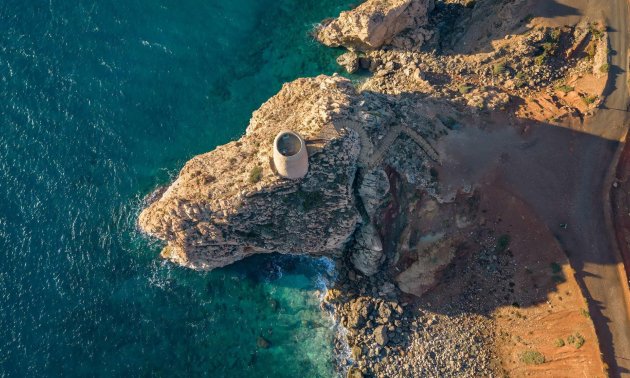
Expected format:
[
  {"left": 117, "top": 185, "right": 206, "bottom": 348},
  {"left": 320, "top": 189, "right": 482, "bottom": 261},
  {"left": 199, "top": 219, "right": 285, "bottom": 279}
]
[
  {"left": 316, "top": 0, "right": 434, "bottom": 51},
  {"left": 350, "top": 222, "right": 385, "bottom": 276},
  {"left": 138, "top": 75, "right": 362, "bottom": 270}
]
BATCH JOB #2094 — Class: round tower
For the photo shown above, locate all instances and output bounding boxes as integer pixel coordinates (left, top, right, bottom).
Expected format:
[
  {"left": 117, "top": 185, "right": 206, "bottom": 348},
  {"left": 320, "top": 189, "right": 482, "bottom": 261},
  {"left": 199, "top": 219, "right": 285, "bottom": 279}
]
[{"left": 273, "top": 130, "right": 309, "bottom": 179}]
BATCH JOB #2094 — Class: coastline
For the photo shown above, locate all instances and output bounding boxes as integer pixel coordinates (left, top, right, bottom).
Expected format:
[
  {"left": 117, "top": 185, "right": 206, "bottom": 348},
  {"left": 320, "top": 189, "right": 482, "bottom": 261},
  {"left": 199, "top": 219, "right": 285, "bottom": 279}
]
[{"left": 137, "top": 0, "right": 628, "bottom": 376}]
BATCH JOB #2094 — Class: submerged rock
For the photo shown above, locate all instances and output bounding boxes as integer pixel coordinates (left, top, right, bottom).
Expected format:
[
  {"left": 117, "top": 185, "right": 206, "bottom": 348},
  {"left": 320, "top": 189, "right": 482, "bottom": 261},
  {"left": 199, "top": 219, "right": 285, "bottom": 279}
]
[{"left": 257, "top": 336, "right": 271, "bottom": 349}]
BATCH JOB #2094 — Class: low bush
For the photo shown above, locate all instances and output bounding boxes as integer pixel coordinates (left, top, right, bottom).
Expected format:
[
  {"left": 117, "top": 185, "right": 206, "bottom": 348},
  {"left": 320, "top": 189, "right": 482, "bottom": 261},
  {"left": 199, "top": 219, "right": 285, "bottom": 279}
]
[
  {"left": 555, "top": 84, "right": 574, "bottom": 93},
  {"left": 458, "top": 84, "right": 473, "bottom": 94},
  {"left": 248, "top": 166, "right": 263, "bottom": 184},
  {"left": 493, "top": 62, "right": 506, "bottom": 75},
  {"left": 520, "top": 350, "right": 545, "bottom": 365}
]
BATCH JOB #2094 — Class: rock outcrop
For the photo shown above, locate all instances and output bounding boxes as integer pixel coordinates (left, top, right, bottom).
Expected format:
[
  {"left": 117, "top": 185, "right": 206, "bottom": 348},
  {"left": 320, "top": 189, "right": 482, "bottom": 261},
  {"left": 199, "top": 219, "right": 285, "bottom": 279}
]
[
  {"left": 316, "top": 0, "right": 434, "bottom": 51},
  {"left": 139, "top": 73, "right": 444, "bottom": 274},
  {"left": 139, "top": 75, "right": 363, "bottom": 270}
]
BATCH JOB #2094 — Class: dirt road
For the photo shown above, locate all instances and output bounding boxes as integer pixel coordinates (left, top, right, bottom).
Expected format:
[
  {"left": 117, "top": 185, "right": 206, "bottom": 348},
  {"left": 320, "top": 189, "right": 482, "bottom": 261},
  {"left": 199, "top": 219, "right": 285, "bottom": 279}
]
[
  {"left": 519, "top": 0, "right": 630, "bottom": 374},
  {"left": 438, "top": 1, "right": 630, "bottom": 374}
]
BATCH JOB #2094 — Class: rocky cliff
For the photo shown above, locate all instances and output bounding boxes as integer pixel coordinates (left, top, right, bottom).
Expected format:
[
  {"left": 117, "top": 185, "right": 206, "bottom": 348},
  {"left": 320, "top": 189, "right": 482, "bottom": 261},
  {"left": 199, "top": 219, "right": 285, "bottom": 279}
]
[
  {"left": 315, "top": 0, "right": 434, "bottom": 51},
  {"left": 139, "top": 72, "right": 444, "bottom": 276},
  {"left": 139, "top": 76, "right": 362, "bottom": 270}
]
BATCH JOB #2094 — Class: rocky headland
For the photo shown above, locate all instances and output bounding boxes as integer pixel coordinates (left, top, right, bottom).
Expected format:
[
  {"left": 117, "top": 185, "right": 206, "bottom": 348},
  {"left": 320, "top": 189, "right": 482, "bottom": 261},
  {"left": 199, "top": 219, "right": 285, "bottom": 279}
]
[{"left": 139, "top": 0, "right": 610, "bottom": 376}]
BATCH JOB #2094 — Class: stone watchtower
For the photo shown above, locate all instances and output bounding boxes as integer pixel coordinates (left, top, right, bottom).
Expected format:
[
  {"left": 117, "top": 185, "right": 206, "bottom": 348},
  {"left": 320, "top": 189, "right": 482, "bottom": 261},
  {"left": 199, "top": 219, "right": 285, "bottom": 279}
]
[{"left": 273, "top": 131, "right": 308, "bottom": 179}]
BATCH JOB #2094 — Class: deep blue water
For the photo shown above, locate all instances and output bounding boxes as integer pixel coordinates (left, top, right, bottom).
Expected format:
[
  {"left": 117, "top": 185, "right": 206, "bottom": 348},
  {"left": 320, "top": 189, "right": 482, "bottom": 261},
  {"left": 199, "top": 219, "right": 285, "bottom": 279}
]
[{"left": 0, "top": 0, "right": 355, "bottom": 376}]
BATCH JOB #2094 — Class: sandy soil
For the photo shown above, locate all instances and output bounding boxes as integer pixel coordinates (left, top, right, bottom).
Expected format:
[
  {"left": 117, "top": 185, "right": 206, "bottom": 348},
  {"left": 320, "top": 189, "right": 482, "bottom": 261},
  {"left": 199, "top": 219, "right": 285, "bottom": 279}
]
[{"left": 480, "top": 178, "right": 605, "bottom": 377}]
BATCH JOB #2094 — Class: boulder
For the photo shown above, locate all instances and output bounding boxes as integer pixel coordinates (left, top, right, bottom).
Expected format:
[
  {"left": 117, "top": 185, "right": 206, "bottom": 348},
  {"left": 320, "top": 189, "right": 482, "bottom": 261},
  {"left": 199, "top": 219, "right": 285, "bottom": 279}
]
[
  {"left": 337, "top": 51, "right": 360, "bottom": 74},
  {"left": 374, "top": 325, "right": 389, "bottom": 346},
  {"left": 315, "top": 0, "right": 435, "bottom": 51},
  {"left": 350, "top": 223, "right": 385, "bottom": 276},
  {"left": 358, "top": 168, "right": 390, "bottom": 220}
]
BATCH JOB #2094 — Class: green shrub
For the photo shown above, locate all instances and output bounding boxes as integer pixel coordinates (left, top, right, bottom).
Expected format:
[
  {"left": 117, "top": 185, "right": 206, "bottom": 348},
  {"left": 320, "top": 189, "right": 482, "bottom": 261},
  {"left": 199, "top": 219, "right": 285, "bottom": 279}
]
[
  {"left": 493, "top": 62, "right": 506, "bottom": 75},
  {"left": 552, "top": 274, "right": 566, "bottom": 284},
  {"left": 550, "top": 28, "right": 562, "bottom": 42},
  {"left": 515, "top": 71, "right": 527, "bottom": 87},
  {"left": 582, "top": 95, "right": 598, "bottom": 105},
  {"left": 534, "top": 54, "right": 547, "bottom": 66},
  {"left": 589, "top": 24, "right": 603, "bottom": 39},
  {"left": 555, "top": 84, "right": 574, "bottom": 93},
  {"left": 554, "top": 338, "right": 565, "bottom": 347},
  {"left": 458, "top": 84, "right": 473, "bottom": 94},
  {"left": 542, "top": 42, "right": 558, "bottom": 55},
  {"left": 586, "top": 43, "right": 596, "bottom": 58},
  {"left": 550, "top": 262, "right": 562, "bottom": 274},
  {"left": 495, "top": 234, "right": 511, "bottom": 253},
  {"left": 580, "top": 308, "right": 591, "bottom": 318},
  {"left": 600, "top": 63, "right": 610, "bottom": 73},
  {"left": 574, "top": 333, "right": 585, "bottom": 349},
  {"left": 443, "top": 116, "right": 458, "bottom": 129},
  {"left": 248, "top": 166, "right": 263, "bottom": 184},
  {"left": 520, "top": 350, "right": 546, "bottom": 365}
]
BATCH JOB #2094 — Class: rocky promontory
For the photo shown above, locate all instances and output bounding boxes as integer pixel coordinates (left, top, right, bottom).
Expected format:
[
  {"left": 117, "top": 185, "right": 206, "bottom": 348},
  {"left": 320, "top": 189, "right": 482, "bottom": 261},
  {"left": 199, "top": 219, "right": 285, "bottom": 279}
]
[
  {"left": 315, "top": 0, "right": 435, "bottom": 51},
  {"left": 139, "top": 76, "right": 362, "bottom": 270},
  {"left": 139, "top": 73, "right": 444, "bottom": 276},
  {"left": 140, "top": 0, "right": 610, "bottom": 376}
]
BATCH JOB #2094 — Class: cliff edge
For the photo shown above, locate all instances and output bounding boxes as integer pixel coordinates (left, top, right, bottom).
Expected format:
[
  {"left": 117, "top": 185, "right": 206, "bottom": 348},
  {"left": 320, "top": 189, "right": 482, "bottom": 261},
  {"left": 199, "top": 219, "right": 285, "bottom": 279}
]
[{"left": 139, "top": 76, "right": 361, "bottom": 270}]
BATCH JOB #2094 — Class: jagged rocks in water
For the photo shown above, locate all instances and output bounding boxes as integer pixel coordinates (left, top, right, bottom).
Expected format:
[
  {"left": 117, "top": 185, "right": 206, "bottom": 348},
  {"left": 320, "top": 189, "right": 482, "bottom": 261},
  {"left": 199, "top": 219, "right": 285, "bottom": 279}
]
[
  {"left": 315, "top": 0, "right": 435, "bottom": 50},
  {"left": 337, "top": 51, "right": 360, "bottom": 74}
]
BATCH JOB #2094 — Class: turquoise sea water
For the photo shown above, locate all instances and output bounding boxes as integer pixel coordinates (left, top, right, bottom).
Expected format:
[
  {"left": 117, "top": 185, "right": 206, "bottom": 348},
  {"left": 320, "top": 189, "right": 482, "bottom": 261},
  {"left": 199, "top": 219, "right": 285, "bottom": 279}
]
[{"left": 0, "top": 0, "right": 355, "bottom": 376}]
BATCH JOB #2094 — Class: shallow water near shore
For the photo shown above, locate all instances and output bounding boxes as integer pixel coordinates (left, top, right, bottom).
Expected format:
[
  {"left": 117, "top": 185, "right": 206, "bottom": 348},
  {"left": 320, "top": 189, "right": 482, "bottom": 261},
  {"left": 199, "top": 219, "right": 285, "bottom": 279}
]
[{"left": 0, "top": 0, "right": 355, "bottom": 376}]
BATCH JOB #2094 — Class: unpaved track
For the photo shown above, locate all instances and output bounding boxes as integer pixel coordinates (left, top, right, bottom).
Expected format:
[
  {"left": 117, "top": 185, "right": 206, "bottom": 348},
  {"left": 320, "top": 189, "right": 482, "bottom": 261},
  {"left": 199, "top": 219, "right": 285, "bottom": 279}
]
[
  {"left": 523, "top": 0, "right": 630, "bottom": 375},
  {"left": 574, "top": 0, "right": 630, "bottom": 375}
]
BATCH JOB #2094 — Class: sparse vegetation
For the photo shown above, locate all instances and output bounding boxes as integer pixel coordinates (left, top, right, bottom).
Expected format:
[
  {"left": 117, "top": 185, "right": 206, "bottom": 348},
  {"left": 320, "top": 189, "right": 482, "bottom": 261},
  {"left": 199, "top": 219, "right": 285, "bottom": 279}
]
[
  {"left": 520, "top": 350, "right": 546, "bottom": 365},
  {"left": 555, "top": 84, "right": 574, "bottom": 93},
  {"left": 574, "top": 333, "right": 585, "bottom": 349},
  {"left": 458, "top": 84, "right": 473, "bottom": 94},
  {"left": 541, "top": 42, "right": 557, "bottom": 56},
  {"left": 589, "top": 23, "right": 603, "bottom": 39},
  {"left": 582, "top": 95, "right": 598, "bottom": 105},
  {"left": 580, "top": 308, "right": 591, "bottom": 318},
  {"left": 493, "top": 62, "right": 506, "bottom": 75},
  {"left": 586, "top": 42, "right": 597, "bottom": 59},
  {"left": 550, "top": 28, "right": 562, "bottom": 42},
  {"left": 515, "top": 71, "right": 527, "bottom": 88},
  {"left": 248, "top": 166, "right": 263, "bottom": 184},
  {"left": 554, "top": 338, "right": 565, "bottom": 347},
  {"left": 495, "top": 234, "right": 511, "bottom": 253},
  {"left": 550, "top": 262, "right": 562, "bottom": 274},
  {"left": 534, "top": 54, "right": 547, "bottom": 66},
  {"left": 552, "top": 275, "right": 566, "bottom": 284}
]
